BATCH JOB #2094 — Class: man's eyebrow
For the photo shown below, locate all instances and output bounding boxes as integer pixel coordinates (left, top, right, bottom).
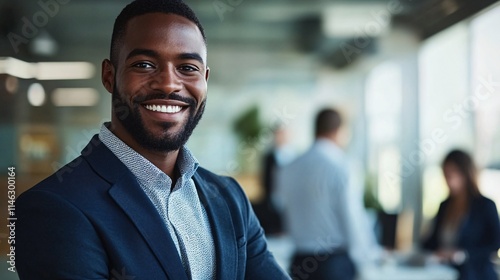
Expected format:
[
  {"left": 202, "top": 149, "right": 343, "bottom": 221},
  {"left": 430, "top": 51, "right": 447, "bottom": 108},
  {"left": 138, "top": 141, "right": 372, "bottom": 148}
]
[
  {"left": 125, "top": 49, "right": 205, "bottom": 65},
  {"left": 178, "top": 53, "right": 205, "bottom": 65},
  {"left": 126, "top": 49, "right": 160, "bottom": 60}
]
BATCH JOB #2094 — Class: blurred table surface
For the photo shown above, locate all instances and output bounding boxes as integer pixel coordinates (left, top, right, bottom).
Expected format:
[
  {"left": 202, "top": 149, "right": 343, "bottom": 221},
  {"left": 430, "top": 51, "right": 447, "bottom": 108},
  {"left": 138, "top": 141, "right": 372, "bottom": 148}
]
[
  {"left": 267, "top": 236, "right": 460, "bottom": 280},
  {"left": 359, "top": 263, "right": 459, "bottom": 280}
]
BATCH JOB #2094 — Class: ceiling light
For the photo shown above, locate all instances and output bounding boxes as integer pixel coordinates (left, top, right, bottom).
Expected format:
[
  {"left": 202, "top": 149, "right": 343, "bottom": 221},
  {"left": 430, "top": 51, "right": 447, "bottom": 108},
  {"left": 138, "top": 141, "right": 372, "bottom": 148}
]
[
  {"left": 27, "top": 83, "right": 45, "bottom": 106},
  {"left": 51, "top": 88, "right": 99, "bottom": 107},
  {"left": 0, "top": 57, "right": 35, "bottom": 79},
  {"left": 0, "top": 57, "right": 95, "bottom": 80},
  {"left": 36, "top": 62, "right": 94, "bottom": 80}
]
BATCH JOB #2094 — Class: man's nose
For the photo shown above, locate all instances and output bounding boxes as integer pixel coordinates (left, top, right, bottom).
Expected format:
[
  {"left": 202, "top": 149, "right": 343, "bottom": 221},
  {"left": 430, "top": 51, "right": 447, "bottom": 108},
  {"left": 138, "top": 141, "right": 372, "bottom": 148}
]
[{"left": 150, "top": 65, "right": 182, "bottom": 93}]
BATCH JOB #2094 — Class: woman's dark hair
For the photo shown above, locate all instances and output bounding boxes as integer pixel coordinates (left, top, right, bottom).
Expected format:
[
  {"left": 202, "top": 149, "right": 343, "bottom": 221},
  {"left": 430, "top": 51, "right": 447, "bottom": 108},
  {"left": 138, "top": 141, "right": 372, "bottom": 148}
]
[{"left": 442, "top": 149, "right": 480, "bottom": 198}]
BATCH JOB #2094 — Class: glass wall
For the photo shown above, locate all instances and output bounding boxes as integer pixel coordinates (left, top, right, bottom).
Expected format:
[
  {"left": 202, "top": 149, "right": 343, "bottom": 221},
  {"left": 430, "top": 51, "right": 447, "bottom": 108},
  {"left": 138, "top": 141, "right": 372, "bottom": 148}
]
[
  {"left": 471, "top": 4, "right": 500, "bottom": 212},
  {"left": 365, "top": 61, "right": 403, "bottom": 213},
  {"left": 418, "top": 22, "right": 473, "bottom": 220}
]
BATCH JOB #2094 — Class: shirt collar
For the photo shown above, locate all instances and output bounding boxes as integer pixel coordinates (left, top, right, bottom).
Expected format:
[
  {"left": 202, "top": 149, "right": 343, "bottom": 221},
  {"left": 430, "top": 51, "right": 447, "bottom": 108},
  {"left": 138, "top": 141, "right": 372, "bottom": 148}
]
[
  {"left": 98, "top": 122, "right": 199, "bottom": 189},
  {"left": 315, "top": 138, "right": 339, "bottom": 149}
]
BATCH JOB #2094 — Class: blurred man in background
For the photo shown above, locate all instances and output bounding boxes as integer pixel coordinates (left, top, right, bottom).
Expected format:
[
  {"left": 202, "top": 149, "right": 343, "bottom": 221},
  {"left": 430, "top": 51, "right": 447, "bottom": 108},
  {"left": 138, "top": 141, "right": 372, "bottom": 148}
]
[{"left": 278, "top": 108, "right": 380, "bottom": 280}]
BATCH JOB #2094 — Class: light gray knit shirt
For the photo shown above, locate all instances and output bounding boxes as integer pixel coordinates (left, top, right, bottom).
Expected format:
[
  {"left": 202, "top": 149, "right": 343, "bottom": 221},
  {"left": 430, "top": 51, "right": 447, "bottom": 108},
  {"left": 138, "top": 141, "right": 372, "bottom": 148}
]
[{"left": 99, "top": 123, "right": 216, "bottom": 280}]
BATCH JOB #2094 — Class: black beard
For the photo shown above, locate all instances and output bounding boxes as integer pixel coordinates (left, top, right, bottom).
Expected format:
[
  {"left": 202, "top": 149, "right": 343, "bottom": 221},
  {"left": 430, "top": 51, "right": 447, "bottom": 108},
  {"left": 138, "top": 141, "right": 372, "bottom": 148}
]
[{"left": 112, "top": 86, "right": 205, "bottom": 153}]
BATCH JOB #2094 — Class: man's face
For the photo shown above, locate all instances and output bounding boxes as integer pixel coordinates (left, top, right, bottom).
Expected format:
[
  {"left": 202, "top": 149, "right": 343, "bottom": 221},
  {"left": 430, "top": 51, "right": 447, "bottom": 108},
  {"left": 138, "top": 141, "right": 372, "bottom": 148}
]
[{"left": 103, "top": 13, "right": 208, "bottom": 152}]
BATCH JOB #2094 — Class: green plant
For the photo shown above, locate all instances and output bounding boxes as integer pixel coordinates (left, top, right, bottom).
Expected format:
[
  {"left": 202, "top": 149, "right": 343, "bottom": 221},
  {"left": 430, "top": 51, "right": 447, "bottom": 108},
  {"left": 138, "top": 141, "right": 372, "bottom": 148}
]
[{"left": 232, "top": 106, "right": 263, "bottom": 145}]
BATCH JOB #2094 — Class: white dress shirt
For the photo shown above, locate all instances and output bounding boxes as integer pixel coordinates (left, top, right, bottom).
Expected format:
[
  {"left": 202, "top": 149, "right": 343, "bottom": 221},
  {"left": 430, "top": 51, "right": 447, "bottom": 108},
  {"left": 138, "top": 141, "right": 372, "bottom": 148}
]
[
  {"left": 278, "top": 139, "right": 350, "bottom": 253},
  {"left": 278, "top": 139, "right": 381, "bottom": 266}
]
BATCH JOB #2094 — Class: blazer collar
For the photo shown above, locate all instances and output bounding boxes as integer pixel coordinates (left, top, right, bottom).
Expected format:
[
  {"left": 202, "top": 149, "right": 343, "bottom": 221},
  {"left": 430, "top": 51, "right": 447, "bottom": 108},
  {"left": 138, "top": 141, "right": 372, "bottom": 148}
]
[
  {"left": 193, "top": 171, "right": 238, "bottom": 280},
  {"left": 81, "top": 135, "right": 188, "bottom": 280}
]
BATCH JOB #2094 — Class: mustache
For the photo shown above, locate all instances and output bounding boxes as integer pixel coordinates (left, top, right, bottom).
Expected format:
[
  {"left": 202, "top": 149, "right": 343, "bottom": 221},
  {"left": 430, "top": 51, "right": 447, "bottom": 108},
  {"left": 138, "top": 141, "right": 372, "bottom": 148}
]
[{"left": 132, "top": 92, "right": 197, "bottom": 107}]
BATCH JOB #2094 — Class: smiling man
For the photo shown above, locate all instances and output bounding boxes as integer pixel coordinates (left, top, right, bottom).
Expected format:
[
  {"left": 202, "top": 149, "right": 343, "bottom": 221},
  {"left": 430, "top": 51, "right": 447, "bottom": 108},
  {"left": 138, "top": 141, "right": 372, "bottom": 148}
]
[{"left": 15, "top": 1, "right": 289, "bottom": 279}]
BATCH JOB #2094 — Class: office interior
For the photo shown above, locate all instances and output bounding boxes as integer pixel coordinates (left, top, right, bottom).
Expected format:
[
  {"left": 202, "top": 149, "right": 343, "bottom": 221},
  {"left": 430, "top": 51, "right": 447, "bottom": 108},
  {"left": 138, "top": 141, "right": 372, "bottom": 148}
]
[{"left": 1, "top": 0, "right": 500, "bottom": 279}]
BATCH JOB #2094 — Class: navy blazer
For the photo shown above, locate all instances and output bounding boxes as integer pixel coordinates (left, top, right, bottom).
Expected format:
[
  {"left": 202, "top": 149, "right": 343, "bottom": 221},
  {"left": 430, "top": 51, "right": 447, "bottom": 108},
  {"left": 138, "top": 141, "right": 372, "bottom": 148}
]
[
  {"left": 16, "top": 135, "right": 289, "bottom": 280},
  {"left": 422, "top": 195, "right": 500, "bottom": 280}
]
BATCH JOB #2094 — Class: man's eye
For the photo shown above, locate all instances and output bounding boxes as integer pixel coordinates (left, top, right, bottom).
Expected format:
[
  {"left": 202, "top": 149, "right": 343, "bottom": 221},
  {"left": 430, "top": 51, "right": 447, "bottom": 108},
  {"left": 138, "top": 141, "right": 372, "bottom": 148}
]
[
  {"left": 179, "top": 65, "right": 198, "bottom": 72},
  {"left": 133, "top": 62, "right": 154, "bottom": 69}
]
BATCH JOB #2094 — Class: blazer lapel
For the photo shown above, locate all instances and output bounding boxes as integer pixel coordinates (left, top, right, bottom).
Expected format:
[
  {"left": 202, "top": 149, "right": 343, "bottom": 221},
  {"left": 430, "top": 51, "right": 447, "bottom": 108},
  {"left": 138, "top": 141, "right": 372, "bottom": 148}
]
[
  {"left": 193, "top": 172, "right": 238, "bottom": 280},
  {"left": 82, "top": 135, "right": 188, "bottom": 280}
]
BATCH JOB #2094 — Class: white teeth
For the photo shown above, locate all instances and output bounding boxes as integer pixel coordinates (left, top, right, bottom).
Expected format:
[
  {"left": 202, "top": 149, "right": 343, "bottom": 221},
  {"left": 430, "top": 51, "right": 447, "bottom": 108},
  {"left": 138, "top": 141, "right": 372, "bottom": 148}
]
[{"left": 145, "top": 104, "right": 182, "bottom": 113}]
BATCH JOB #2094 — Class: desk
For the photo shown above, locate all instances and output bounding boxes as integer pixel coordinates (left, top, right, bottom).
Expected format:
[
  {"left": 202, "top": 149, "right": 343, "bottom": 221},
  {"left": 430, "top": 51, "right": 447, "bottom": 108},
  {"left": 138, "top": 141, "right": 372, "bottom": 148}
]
[
  {"left": 360, "top": 264, "right": 458, "bottom": 280},
  {"left": 267, "top": 236, "right": 460, "bottom": 280}
]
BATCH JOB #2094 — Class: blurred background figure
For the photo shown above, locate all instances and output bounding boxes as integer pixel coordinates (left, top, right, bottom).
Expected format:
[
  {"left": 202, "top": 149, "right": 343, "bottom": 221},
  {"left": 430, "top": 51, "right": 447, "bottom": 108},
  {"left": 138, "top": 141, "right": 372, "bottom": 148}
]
[
  {"left": 253, "top": 123, "right": 294, "bottom": 236},
  {"left": 277, "top": 108, "right": 381, "bottom": 280},
  {"left": 422, "top": 150, "right": 500, "bottom": 280}
]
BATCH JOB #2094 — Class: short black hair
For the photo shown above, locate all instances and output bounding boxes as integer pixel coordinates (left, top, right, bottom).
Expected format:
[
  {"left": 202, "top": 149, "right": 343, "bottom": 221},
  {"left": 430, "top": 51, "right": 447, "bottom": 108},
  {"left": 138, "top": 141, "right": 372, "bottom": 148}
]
[
  {"left": 110, "top": 0, "right": 206, "bottom": 66},
  {"left": 315, "top": 108, "right": 342, "bottom": 137}
]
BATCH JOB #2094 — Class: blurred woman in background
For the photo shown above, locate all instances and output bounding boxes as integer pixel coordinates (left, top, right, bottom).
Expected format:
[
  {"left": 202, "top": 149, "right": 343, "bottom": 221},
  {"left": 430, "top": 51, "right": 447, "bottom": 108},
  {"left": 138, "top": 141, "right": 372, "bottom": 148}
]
[{"left": 423, "top": 150, "right": 500, "bottom": 280}]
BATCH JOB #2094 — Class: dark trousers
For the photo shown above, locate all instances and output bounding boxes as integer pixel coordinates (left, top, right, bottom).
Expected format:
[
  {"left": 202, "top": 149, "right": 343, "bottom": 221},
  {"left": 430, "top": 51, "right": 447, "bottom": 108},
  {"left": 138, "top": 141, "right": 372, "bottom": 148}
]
[{"left": 289, "top": 250, "right": 356, "bottom": 280}]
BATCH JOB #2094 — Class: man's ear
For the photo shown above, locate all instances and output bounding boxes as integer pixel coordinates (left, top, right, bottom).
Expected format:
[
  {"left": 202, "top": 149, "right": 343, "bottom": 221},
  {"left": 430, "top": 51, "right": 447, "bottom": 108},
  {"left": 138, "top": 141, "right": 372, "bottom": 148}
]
[
  {"left": 205, "top": 67, "right": 210, "bottom": 82},
  {"left": 101, "top": 59, "right": 115, "bottom": 94}
]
